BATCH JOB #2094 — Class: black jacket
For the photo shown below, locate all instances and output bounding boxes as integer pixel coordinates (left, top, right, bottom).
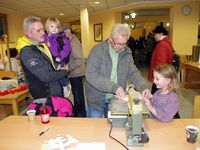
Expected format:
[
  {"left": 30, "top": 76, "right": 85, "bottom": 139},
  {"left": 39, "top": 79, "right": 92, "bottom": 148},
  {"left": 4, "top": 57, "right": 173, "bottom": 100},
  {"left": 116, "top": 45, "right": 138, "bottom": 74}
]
[{"left": 20, "top": 45, "right": 68, "bottom": 99}]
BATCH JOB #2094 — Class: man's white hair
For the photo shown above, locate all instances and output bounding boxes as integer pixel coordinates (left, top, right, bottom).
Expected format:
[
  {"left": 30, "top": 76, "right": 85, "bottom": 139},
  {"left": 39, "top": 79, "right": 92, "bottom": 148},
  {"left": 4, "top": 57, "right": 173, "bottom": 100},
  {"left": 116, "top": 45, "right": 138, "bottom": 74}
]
[
  {"left": 110, "top": 23, "right": 131, "bottom": 39},
  {"left": 23, "top": 16, "right": 41, "bottom": 33}
]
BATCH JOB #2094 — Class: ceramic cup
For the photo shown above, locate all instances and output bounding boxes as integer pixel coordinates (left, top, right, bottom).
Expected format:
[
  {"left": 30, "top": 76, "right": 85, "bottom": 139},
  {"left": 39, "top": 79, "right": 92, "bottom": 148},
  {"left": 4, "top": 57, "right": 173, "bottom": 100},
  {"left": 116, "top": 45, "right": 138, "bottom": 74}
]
[{"left": 186, "top": 125, "right": 199, "bottom": 143}]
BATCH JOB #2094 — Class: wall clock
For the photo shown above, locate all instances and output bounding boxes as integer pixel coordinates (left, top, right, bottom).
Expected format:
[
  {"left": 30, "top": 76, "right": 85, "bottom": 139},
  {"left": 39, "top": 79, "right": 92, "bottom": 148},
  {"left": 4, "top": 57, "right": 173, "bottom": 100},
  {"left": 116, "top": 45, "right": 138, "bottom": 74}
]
[{"left": 182, "top": 5, "right": 192, "bottom": 15}]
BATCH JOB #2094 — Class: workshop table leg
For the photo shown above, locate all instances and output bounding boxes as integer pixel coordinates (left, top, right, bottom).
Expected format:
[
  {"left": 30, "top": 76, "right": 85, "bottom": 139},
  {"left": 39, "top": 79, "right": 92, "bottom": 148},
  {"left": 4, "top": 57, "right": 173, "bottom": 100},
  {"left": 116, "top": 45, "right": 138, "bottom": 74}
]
[
  {"left": 2, "top": 105, "right": 12, "bottom": 117},
  {"left": 11, "top": 99, "right": 19, "bottom": 115}
]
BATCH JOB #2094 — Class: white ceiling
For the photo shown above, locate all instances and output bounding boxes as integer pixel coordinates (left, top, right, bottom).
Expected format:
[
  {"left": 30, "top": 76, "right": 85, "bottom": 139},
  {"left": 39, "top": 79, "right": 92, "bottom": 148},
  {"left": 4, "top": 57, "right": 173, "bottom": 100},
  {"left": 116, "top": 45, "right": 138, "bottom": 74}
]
[{"left": 0, "top": 0, "right": 183, "bottom": 19}]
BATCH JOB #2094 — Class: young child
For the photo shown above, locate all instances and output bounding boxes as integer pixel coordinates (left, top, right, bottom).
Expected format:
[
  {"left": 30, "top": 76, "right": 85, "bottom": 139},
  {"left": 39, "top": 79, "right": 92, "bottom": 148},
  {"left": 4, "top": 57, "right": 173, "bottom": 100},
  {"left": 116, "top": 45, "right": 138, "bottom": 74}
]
[
  {"left": 5, "top": 48, "right": 19, "bottom": 72},
  {"left": 44, "top": 17, "right": 71, "bottom": 98},
  {"left": 144, "top": 64, "right": 180, "bottom": 122}
]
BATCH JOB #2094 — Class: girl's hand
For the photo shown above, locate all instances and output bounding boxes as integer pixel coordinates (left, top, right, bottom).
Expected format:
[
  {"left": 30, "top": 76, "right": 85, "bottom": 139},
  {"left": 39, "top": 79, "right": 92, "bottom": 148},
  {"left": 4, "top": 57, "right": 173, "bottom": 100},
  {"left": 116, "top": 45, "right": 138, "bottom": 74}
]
[
  {"left": 143, "top": 98, "right": 157, "bottom": 115},
  {"left": 144, "top": 98, "right": 151, "bottom": 107},
  {"left": 142, "top": 89, "right": 152, "bottom": 99},
  {"left": 55, "top": 57, "right": 61, "bottom": 62}
]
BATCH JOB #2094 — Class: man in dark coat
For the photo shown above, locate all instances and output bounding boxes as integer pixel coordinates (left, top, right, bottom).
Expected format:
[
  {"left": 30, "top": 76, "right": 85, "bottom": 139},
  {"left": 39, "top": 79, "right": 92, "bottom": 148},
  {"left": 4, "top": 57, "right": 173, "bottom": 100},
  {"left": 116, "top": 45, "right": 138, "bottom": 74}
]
[{"left": 16, "top": 16, "right": 69, "bottom": 99}]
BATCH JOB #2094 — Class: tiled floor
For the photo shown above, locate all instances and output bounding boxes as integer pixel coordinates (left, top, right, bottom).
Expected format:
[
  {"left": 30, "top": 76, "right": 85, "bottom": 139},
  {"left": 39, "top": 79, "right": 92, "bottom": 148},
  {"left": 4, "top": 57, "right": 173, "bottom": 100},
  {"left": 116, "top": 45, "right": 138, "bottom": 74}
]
[{"left": 0, "top": 63, "right": 199, "bottom": 120}]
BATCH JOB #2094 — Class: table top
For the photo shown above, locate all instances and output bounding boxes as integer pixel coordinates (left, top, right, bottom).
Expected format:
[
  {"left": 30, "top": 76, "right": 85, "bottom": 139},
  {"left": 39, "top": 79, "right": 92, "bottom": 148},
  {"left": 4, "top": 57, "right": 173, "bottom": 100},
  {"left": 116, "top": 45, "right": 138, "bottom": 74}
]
[
  {"left": 0, "top": 116, "right": 199, "bottom": 150},
  {"left": 181, "top": 61, "right": 200, "bottom": 69}
]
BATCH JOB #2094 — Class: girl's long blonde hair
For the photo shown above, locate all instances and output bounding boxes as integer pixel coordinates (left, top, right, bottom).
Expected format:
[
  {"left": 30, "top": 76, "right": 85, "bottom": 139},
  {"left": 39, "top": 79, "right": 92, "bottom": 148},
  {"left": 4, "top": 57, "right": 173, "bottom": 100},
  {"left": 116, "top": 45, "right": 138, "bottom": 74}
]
[{"left": 154, "top": 64, "right": 180, "bottom": 94}]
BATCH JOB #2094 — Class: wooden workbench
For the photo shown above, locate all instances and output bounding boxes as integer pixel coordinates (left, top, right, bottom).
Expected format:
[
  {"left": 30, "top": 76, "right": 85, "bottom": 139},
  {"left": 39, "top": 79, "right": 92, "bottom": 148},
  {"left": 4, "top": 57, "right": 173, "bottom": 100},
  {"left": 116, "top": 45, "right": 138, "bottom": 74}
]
[
  {"left": 0, "top": 116, "right": 199, "bottom": 150},
  {"left": 0, "top": 88, "right": 29, "bottom": 115}
]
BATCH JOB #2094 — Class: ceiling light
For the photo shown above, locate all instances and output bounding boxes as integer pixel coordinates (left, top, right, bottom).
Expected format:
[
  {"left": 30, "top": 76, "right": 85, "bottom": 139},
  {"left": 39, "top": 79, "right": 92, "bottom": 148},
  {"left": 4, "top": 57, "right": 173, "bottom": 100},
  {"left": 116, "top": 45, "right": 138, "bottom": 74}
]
[
  {"left": 129, "top": 23, "right": 135, "bottom": 29},
  {"left": 130, "top": 12, "right": 136, "bottom": 18},
  {"left": 59, "top": 13, "right": 64, "bottom": 16},
  {"left": 125, "top": 15, "right": 130, "bottom": 20},
  {"left": 166, "top": 23, "right": 170, "bottom": 27},
  {"left": 94, "top": 1, "right": 100, "bottom": 4},
  {"left": 131, "top": 25, "right": 135, "bottom": 29}
]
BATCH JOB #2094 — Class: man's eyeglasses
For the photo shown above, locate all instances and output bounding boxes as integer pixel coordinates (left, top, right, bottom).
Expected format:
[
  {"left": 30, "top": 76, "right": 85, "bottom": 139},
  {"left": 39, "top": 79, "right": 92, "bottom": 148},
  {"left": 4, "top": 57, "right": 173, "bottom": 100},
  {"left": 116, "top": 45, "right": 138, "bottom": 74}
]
[{"left": 112, "top": 38, "right": 128, "bottom": 47}]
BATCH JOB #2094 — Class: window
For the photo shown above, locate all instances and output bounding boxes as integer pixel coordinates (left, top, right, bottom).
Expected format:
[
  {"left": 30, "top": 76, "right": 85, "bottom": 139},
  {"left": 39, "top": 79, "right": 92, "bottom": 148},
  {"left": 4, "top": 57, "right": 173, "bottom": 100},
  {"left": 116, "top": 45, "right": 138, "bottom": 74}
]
[{"left": 0, "top": 14, "right": 7, "bottom": 39}]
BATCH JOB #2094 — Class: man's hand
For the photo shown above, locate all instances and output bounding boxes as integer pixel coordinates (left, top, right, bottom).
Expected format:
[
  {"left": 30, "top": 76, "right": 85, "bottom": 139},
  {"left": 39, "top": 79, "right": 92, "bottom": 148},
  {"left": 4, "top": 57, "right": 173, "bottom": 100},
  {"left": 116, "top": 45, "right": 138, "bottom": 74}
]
[
  {"left": 58, "top": 64, "right": 69, "bottom": 71},
  {"left": 142, "top": 89, "right": 152, "bottom": 99},
  {"left": 115, "top": 87, "right": 126, "bottom": 99}
]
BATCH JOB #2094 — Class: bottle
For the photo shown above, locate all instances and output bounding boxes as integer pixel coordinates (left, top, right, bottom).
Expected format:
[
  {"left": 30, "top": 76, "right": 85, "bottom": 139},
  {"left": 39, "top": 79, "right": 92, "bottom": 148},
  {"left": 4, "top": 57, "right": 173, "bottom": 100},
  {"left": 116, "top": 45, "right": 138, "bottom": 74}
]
[{"left": 40, "top": 104, "right": 50, "bottom": 124}]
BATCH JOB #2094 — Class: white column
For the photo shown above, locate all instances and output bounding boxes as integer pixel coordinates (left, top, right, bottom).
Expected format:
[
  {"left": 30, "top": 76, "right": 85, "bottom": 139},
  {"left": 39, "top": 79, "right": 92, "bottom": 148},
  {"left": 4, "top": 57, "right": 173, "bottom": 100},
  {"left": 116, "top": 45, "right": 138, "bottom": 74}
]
[{"left": 80, "top": 7, "right": 89, "bottom": 58}]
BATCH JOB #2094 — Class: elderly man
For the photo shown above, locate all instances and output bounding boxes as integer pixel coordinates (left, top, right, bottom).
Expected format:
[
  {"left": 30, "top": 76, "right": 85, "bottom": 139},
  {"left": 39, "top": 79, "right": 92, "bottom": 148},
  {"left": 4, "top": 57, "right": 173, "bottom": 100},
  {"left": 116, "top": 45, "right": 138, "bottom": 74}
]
[
  {"left": 16, "top": 16, "right": 69, "bottom": 99},
  {"left": 86, "top": 23, "right": 152, "bottom": 118}
]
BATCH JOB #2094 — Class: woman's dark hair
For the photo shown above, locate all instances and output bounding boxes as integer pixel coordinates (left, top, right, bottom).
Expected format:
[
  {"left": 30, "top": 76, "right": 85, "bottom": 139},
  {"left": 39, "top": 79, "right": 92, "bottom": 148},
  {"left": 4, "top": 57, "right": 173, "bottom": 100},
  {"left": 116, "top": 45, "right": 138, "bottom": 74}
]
[{"left": 6, "top": 48, "right": 18, "bottom": 58}]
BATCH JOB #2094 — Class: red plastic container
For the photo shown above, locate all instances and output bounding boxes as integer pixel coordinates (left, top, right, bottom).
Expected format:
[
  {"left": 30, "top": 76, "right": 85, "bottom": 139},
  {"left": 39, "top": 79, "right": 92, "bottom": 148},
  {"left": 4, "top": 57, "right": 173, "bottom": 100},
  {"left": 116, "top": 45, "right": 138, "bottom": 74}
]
[{"left": 40, "top": 106, "right": 50, "bottom": 124}]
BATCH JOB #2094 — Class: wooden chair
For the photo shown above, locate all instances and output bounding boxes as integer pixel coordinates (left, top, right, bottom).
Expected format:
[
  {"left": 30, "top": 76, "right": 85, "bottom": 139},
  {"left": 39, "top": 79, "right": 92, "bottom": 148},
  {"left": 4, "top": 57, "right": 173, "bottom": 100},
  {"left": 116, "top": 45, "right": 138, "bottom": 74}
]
[
  {"left": 0, "top": 70, "right": 17, "bottom": 79},
  {"left": 193, "top": 95, "right": 200, "bottom": 118},
  {"left": 179, "top": 55, "right": 192, "bottom": 82},
  {"left": 179, "top": 55, "right": 187, "bottom": 63}
]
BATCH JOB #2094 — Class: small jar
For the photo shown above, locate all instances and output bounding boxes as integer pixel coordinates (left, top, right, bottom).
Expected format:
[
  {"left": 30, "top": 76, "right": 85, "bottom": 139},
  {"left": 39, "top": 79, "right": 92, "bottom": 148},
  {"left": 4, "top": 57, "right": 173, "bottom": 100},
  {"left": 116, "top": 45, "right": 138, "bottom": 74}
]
[{"left": 40, "top": 105, "right": 50, "bottom": 124}]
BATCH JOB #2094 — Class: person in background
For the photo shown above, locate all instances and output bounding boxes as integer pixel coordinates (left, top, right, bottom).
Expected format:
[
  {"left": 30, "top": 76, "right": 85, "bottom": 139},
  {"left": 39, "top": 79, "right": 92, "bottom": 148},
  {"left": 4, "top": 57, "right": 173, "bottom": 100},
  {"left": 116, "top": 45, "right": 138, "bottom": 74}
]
[
  {"left": 6, "top": 48, "right": 19, "bottom": 71},
  {"left": 16, "top": 16, "right": 69, "bottom": 99},
  {"left": 1, "top": 48, "right": 19, "bottom": 72},
  {"left": 86, "top": 23, "right": 152, "bottom": 118},
  {"left": 137, "top": 36, "right": 145, "bottom": 63},
  {"left": 145, "top": 32, "right": 155, "bottom": 64},
  {"left": 44, "top": 17, "right": 72, "bottom": 98},
  {"left": 127, "top": 36, "right": 136, "bottom": 60},
  {"left": 144, "top": 64, "right": 179, "bottom": 122},
  {"left": 148, "top": 24, "right": 174, "bottom": 94},
  {"left": 63, "top": 25, "right": 86, "bottom": 117}
]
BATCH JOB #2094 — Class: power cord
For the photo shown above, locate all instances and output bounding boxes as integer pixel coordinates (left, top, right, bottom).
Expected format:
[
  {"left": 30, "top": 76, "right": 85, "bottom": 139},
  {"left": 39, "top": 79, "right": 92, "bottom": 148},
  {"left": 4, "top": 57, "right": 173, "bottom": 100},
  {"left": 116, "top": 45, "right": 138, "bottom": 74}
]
[{"left": 108, "top": 120, "right": 129, "bottom": 150}]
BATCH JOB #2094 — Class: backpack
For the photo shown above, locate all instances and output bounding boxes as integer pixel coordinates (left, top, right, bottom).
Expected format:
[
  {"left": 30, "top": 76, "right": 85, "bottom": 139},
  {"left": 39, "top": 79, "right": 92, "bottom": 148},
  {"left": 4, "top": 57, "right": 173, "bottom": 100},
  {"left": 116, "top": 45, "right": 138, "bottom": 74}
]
[
  {"left": 28, "top": 96, "right": 74, "bottom": 117},
  {"left": 172, "top": 53, "right": 180, "bottom": 72}
]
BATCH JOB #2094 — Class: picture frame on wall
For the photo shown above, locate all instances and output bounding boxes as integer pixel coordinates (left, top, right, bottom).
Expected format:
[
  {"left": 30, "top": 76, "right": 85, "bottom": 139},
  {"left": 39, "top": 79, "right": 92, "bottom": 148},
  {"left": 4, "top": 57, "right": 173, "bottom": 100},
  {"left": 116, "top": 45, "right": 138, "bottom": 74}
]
[{"left": 94, "top": 23, "right": 103, "bottom": 42}]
